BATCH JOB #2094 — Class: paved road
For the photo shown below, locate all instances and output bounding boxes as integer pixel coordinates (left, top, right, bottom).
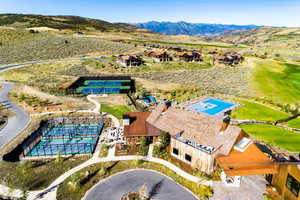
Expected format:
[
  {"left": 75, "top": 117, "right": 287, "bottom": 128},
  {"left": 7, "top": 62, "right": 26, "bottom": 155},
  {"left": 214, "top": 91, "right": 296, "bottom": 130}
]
[
  {"left": 0, "top": 57, "right": 107, "bottom": 72},
  {"left": 0, "top": 57, "right": 107, "bottom": 151},
  {"left": 83, "top": 169, "right": 198, "bottom": 200},
  {"left": 0, "top": 82, "right": 30, "bottom": 149}
]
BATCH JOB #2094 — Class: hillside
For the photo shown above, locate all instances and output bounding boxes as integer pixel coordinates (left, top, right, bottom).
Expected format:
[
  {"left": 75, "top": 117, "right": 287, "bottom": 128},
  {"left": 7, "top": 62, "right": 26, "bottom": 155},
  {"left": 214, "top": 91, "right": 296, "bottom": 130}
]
[
  {"left": 218, "top": 27, "right": 300, "bottom": 60},
  {"left": 219, "top": 27, "right": 300, "bottom": 47},
  {"left": 0, "top": 14, "right": 145, "bottom": 32},
  {"left": 134, "top": 21, "right": 261, "bottom": 37},
  {"left": 0, "top": 27, "right": 138, "bottom": 65}
]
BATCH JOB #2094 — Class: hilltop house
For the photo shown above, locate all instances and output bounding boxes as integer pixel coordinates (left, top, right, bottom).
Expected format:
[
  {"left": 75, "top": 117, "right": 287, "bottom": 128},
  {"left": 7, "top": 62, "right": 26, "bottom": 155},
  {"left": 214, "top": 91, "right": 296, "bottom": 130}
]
[
  {"left": 123, "top": 112, "right": 160, "bottom": 144},
  {"left": 174, "top": 51, "right": 202, "bottom": 62},
  {"left": 144, "top": 50, "right": 172, "bottom": 62},
  {"left": 118, "top": 55, "right": 144, "bottom": 67},
  {"left": 214, "top": 52, "right": 244, "bottom": 66},
  {"left": 146, "top": 97, "right": 278, "bottom": 177}
]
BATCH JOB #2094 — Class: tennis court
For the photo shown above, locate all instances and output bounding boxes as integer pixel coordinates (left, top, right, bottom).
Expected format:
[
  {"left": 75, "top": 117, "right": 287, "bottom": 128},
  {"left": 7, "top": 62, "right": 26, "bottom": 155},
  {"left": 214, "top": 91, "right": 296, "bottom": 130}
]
[
  {"left": 186, "top": 98, "right": 236, "bottom": 115},
  {"left": 22, "top": 117, "right": 104, "bottom": 157}
]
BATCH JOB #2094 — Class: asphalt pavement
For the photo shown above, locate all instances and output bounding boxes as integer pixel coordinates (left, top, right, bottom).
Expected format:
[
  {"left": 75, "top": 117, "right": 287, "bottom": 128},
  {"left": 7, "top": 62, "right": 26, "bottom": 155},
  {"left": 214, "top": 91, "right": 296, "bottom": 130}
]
[
  {"left": 84, "top": 169, "right": 198, "bottom": 200},
  {"left": 0, "top": 82, "right": 30, "bottom": 149}
]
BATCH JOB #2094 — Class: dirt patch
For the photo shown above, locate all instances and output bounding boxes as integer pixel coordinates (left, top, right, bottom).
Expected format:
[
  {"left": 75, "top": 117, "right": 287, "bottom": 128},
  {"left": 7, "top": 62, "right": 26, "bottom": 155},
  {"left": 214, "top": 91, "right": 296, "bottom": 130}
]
[
  {"left": 11, "top": 85, "right": 91, "bottom": 114},
  {"left": 93, "top": 95, "right": 128, "bottom": 106},
  {"left": 134, "top": 77, "right": 183, "bottom": 92}
]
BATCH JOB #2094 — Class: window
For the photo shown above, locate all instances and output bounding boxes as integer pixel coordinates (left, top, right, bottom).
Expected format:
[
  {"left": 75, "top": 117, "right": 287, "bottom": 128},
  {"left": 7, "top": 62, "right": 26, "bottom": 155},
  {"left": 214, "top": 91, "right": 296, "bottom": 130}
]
[
  {"left": 286, "top": 174, "right": 300, "bottom": 197},
  {"left": 185, "top": 154, "right": 192, "bottom": 162},
  {"left": 172, "top": 148, "right": 179, "bottom": 155}
]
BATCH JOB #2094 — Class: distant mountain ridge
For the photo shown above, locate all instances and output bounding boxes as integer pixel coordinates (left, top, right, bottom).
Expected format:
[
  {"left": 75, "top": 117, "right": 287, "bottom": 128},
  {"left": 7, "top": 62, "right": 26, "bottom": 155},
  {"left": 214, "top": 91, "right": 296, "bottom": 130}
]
[
  {"left": 0, "top": 13, "right": 147, "bottom": 32},
  {"left": 134, "top": 21, "right": 262, "bottom": 37}
]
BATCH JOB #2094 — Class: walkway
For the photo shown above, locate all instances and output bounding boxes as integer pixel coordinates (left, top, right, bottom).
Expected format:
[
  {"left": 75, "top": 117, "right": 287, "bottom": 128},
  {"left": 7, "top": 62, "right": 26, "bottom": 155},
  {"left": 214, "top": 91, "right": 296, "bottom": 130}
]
[
  {"left": 83, "top": 169, "right": 198, "bottom": 200},
  {"left": 0, "top": 82, "right": 30, "bottom": 149},
  {"left": 25, "top": 152, "right": 211, "bottom": 200},
  {"left": 211, "top": 175, "right": 268, "bottom": 200},
  {"left": 0, "top": 184, "right": 23, "bottom": 199}
]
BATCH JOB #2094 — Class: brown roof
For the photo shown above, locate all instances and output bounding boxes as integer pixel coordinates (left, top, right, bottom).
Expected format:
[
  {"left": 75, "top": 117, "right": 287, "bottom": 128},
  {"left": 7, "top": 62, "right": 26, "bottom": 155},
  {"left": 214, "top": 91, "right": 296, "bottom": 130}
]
[
  {"left": 124, "top": 112, "right": 160, "bottom": 137},
  {"left": 174, "top": 51, "right": 199, "bottom": 57},
  {"left": 119, "top": 54, "right": 140, "bottom": 61},
  {"left": 174, "top": 52, "right": 187, "bottom": 57},
  {"left": 216, "top": 143, "right": 278, "bottom": 176},
  {"left": 146, "top": 104, "right": 241, "bottom": 155},
  {"left": 144, "top": 50, "right": 167, "bottom": 57}
]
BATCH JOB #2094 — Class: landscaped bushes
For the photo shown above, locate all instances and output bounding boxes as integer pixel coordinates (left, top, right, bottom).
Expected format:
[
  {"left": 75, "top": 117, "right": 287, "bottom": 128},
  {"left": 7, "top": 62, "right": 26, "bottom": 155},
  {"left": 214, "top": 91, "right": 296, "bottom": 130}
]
[
  {"left": 0, "top": 156, "right": 90, "bottom": 190},
  {"left": 56, "top": 160, "right": 213, "bottom": 200}
]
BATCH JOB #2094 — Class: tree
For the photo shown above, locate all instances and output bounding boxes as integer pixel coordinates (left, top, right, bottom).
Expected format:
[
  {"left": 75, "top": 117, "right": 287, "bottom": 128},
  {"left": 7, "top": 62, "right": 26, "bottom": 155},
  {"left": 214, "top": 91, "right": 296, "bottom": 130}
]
[
  {"left": 159, "top": 131, "right": 170, "bottom": 149},
  {"left": 139, "top": 136, "right": 148, "bottom": 146}
]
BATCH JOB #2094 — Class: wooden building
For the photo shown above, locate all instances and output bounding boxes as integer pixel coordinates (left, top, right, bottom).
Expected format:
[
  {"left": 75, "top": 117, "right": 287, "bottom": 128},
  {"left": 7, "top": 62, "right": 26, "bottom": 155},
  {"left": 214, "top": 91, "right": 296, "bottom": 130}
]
[
  {"left": 146, "top": 98, "right": 277, "bottom": 175},
  {"left": 174, "top": 51, "right": 202, "bottom": 62},
  {"left": 118, "top": 55, "right": 144, "bottom": 67},
  {"left": 268, "top": 164, "right": 300, "bottom": 200},
  {"left": 144, "top": 50, "right": 172, "bottom": 62},
  {"left": 214, "top": 52, "right": 244, "bottom": 66},
  {"left": 123, "top": 112, "right": 160, "bottom": 144}
]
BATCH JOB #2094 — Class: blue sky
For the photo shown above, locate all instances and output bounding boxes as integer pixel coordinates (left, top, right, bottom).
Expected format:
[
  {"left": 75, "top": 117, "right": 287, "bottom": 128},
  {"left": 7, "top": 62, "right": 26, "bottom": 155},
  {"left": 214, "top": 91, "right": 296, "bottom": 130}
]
[{"left": 0, "top": 0, "right": 299, "bottom": 27}]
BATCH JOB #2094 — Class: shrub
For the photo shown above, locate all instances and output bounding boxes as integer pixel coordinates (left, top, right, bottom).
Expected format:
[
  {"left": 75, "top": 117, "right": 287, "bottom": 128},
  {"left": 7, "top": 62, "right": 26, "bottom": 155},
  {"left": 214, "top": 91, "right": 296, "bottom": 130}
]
[
  {"left": 159, "top": 131, "right": 170, "bottom": 149},
  {"left": 97, "top": 166, "right": 107, "bottom": 177}
]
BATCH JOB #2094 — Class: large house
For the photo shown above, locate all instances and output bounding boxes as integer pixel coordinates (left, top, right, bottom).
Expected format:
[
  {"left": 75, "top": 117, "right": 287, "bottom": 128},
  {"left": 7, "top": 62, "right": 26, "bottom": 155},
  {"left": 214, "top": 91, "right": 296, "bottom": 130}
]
[
  {"left": 174, "top": 51, "right": 202, "bottom": 62},
  {"left": 118, "top": 55, "right": 144, "bottom": 67},
  {"left": 144, "top": 50, "right": 172, "bottom": 62},
  {"left": 146, "top": 97, "right": 278, "bottom": 177}
]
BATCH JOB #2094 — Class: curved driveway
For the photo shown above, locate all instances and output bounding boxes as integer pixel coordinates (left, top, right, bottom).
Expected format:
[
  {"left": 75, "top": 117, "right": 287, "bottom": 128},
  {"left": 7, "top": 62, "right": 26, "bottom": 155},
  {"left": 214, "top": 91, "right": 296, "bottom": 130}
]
[
  {"left": 83, "top": 169, "right": 198, "bottom": 200},
  {"left": 0, "top": 82, "right": 30, "bottom": 149}
]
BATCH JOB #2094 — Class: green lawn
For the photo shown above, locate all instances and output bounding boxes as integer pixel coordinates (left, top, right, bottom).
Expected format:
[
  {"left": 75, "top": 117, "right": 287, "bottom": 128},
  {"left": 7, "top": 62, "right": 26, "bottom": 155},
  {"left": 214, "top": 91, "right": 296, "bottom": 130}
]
[
  {"left": 0, "top": 156, "right": 90, "bottom": 190},
  {"left": 231, "top": 99, "right": 289, "bottom": 121},
  {"left": 100, "top": 104, "right": 132, "bottom": 119},
  {"left": 240, "top": 124, "right": 300, "bottom": 152},
  {"left": 57, "top": 160, "right": 213, "bottom": 200},
  {"left": 252, "top": 60, "right": 300, "bottom": 104},
  {"left": 287, "top": 118, "right": 300, "bottom": 129}
]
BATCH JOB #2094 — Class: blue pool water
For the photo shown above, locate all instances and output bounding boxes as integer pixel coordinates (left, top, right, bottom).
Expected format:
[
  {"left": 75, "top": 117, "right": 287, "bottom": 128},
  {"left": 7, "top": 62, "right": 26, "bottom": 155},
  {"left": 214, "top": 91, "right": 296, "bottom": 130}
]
[
  {"left": 147, "top": 96, "right": 157, "bottom": 103},
  {"left": 187, "top": 98, "right": 235, "bottom": 115}
]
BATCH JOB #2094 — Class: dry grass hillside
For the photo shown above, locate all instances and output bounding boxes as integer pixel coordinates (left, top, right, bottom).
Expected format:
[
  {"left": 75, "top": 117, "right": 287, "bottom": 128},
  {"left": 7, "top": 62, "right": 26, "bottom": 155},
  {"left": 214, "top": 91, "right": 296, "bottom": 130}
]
[
  {"left": 0, "top": 27, "right": 139, "bottom": 65},
  {"left": 219, "top": 27, "right": 300, "bottom": 59}
]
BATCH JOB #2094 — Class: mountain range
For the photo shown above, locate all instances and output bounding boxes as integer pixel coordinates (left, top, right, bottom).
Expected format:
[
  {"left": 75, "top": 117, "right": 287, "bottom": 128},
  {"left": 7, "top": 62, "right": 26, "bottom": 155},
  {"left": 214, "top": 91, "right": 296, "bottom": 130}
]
[{"left": 134, "top": 21, "right": 262, "bottom": 37}]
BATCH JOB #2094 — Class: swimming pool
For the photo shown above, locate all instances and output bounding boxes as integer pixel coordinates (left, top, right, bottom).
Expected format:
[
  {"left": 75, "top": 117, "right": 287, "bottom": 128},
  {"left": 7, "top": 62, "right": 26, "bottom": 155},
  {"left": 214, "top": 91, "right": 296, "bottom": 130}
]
[{"left": 186, "top": 98, "right": 236, "bottom": 115}]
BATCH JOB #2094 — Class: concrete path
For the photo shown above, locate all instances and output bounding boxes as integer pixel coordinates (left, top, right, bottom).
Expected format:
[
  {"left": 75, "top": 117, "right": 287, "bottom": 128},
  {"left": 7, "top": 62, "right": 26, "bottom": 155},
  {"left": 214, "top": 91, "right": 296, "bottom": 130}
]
[
  {"left": 211, "top": 175, "right": 268, "bottom": 200},
  {"left": 86, "top": 95, "right": 101, "bottom": 113},
  {"left": 0, "top": 82, "right": 30, "bottom": 149},
  {"left": 107, "top": 145, "right": 116, "bottom": 158},
  {"left": 0, "top": 184, "right": 23, "bottom": 199},
  {"left": 26, "top": 153, "right": 211, "bottom": 200},
  {"left": 83, "top": 169, "right": 198, "bottom": 200}
]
